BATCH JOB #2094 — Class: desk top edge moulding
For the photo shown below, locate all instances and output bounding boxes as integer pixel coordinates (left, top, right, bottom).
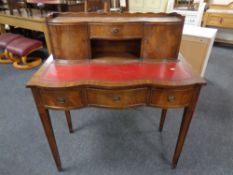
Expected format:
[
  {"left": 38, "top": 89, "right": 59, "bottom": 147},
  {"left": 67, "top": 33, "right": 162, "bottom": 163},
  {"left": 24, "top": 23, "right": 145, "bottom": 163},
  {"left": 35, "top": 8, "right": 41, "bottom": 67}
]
[{"left": 26, "top": 12, "right": 206, "bottom": 171}]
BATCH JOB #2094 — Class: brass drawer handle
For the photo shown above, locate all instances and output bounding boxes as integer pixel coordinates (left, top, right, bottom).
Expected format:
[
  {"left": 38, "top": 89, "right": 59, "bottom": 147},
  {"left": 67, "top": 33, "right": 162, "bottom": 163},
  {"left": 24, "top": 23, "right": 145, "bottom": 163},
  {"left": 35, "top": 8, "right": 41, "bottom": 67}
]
[
  {"left": 167, "top": 95, "right": 176, "bottom": 102},
  {"left": 57, "top": 97, "right": 66, "bottom": 104},
  {"left": 112, "top": 95, "right": 121, "bottom": 101},
  {"left": 112, "top": 27, "right": 120, "bottom": 34}
]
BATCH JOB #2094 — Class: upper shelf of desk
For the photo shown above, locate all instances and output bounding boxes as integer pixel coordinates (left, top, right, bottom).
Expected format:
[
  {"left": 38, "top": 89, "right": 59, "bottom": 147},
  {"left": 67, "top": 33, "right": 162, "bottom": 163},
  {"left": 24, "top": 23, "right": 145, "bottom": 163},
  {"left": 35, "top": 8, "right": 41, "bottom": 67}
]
[
  {"left": 47, "top": 13, "right": 185, "bottom": 61},
  {"left": 47, "top": 13, "right": 184, "bottom": 23}
]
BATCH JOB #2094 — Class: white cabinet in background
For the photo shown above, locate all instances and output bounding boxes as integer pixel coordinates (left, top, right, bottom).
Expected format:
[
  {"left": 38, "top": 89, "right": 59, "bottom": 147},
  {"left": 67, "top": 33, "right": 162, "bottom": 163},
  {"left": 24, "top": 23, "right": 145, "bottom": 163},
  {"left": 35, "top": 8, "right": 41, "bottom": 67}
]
[
  {"left": 181, "top": 25, "right": 217, "bottom": 77},
  {"left": 166, "top": 0, "right": 206, "bottom": 26}
]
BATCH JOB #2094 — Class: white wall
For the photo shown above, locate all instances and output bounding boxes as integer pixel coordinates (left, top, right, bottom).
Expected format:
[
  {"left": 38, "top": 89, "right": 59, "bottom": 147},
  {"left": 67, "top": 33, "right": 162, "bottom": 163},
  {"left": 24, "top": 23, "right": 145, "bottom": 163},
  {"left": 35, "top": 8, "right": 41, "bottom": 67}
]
[
  {"left": 209, "top": 0, "right": 232, "bottom": 4},
  {"left": 129, "top": 0, "right": 169, "bottom": 13}
]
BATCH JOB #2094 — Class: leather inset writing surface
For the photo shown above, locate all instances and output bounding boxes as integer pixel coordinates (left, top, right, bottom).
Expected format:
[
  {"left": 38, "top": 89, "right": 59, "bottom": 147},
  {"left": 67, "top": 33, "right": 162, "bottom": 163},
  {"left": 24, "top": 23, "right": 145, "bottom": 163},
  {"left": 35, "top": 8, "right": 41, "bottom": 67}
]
[{"left": 40, "top": 62, "right": 192, "bottom": 83}]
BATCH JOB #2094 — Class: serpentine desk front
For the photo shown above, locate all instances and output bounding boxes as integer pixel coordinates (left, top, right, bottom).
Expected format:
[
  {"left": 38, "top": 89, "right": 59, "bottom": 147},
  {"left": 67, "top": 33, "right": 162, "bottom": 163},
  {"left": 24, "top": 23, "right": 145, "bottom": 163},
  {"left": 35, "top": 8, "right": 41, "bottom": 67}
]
[{"left": 27, "top": 13, "right": 206, "bottom": 171}]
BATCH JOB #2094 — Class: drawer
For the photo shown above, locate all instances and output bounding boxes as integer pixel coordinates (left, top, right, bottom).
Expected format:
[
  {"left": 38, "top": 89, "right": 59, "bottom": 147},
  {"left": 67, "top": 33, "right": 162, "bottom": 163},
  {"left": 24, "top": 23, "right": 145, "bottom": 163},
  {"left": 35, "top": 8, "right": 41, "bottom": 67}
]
[
  {"left": 222, "top": 17, "right": 233, "bottom": 28},
  {"left": 89, "top": 23, "right": 143, "bottom": 39},
  {"left": 40, "top": 89, "right": 83, "bottom": 109},
  {"left": 207, "top": 15, "right": 222, "bottom": 26},
  {"left": 87, "top": 88, "right": 148, "bottom": 108},
  {"left": 150, "top": 88, "right": 194, "bottom": 108}
]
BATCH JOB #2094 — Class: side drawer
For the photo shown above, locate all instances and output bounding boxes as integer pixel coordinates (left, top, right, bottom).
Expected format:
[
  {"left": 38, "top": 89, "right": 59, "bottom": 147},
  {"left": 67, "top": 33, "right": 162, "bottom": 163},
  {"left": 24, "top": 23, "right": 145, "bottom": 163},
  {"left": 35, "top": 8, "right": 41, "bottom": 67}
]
[
  {"left": 40, "top": 89, "right": 83, "bottom": 109},
  {"left": 87, "top": 88, "right": 148, "bottom": 108},
  {"left": 150, "top": 88, "right": 194, "bottom": 108},
  {"left": 89, "top": 23, "right": 143, "bottom": 39},
  {"left": 207, "top": 15, "right": 222, "bottom": 27}
]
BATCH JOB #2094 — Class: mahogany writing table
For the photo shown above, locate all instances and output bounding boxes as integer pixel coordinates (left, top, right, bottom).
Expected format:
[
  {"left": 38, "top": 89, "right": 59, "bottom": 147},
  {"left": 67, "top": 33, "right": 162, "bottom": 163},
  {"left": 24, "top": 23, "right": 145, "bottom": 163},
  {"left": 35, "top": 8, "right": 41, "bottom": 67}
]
[{"left": 27, "top": 13, "right": 206, "bottom": 171}]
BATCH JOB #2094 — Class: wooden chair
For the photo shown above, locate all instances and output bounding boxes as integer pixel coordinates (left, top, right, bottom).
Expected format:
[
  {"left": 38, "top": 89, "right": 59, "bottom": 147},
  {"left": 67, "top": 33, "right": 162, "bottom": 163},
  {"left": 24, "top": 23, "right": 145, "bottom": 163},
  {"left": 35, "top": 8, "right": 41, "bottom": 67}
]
[
  {"left": 84, "top": 0, "right": 128, "bottom": 12},
  {"left": 0, "top": 0, "right": 7, "bottom": 13},
  {"left": 84, "top": 0, "right": 109, "bottom": 12},
  {"left": 26, "top": 0, "right": 81, "bottom": 16},
  {"left": 6, "top": 0, "right": 26, "bottom": 15}
]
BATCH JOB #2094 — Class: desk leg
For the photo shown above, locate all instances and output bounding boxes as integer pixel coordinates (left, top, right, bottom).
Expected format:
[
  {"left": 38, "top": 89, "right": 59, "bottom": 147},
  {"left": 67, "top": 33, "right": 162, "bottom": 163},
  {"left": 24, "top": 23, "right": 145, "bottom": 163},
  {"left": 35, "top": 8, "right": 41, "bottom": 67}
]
[
  {"left": 159, "top": 109, "right": 167, "bottom": 132},
  {"left": 65, "top": 110, "right": 73, "bottom": 133},
  {"left": 32, "top": 89, "right": 62, "bottom": 171},
  {"left": 172, "top": 86, "right": 201, "bottom": 168}
]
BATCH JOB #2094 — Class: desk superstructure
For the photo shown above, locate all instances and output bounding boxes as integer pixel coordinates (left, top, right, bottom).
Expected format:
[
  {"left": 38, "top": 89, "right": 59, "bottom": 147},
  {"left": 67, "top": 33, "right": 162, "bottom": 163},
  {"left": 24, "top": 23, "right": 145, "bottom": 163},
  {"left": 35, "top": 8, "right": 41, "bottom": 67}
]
[{"left": 27, "top": 13, "right": 206, "bottom": 171}]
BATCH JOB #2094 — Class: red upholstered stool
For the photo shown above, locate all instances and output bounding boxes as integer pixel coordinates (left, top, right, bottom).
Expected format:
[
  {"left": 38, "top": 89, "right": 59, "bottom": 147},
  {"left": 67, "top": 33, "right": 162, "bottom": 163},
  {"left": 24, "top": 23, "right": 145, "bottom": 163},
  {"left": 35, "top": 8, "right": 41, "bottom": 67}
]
[
  {"left": 0, "top": 33, "right": 22, "bottom": 64},
  {"left": 6, "top": 37, "right": 43, "bottom": 69}
]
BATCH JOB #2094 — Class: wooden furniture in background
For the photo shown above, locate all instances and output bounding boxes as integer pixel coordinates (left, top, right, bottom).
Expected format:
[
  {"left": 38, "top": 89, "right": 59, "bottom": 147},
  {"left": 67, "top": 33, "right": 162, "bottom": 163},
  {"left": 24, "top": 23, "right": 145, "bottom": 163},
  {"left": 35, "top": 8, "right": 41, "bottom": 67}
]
[
  {"left": 26, "top": 0, "right": 84, "bottom": 16},
  {"left": 84, "top": 0, "right": 108, "bottom": 12},
  {"left": 0, "top": 33, "right": 21, "bottom": 64},
  {"left": 167, "top": 0, "right": 206, "bottom": 26},
  {"left": 6, "top": 0, "right": 27, "bottom": 15},
  {"left": 0, "top": 11, "right": 52, "bottom": 52},
  {"left": 84, "top": 0, "right": 128, "bottom": 12},
  {"left": 6, "top": 36, "right": 43, "bottom": 69},
  {"left": 174, "top": 0, "right": 194, "bottom": 9},
  {"left": 203, "top": 2, "right": 233, "bottom": 44},
  {"left": 181, "top": 25, "right": 217, "bottom": 76},
  {"left": 0, "top": 0, "right": 7, "bottom": 13},
  {"left": 27, "top": 13, "right": 206, "bottom": 171}
]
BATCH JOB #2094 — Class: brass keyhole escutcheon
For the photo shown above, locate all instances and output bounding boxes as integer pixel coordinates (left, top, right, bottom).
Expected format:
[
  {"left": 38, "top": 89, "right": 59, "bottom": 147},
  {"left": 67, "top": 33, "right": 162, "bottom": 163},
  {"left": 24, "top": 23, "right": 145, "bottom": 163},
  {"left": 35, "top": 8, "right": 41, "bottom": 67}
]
[
  {"left": 167, "top": 95, "right": 176, "bottom": 102},
  {"left": 112, "top": 28, "right": 120, "bottom": 34},
  {"left": 112, "top": 95, "right": 121, "bottom": 101},
  {"left": 57, "top": 97, "right": 66, "bottom": 104}
]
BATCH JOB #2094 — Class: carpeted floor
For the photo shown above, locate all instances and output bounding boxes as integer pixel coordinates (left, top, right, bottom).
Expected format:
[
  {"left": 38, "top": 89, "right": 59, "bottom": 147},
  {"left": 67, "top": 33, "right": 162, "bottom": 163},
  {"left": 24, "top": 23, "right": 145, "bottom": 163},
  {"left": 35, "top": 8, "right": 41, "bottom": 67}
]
[{"left": 0, "top": 45, "right": 233, "bottom": 175}]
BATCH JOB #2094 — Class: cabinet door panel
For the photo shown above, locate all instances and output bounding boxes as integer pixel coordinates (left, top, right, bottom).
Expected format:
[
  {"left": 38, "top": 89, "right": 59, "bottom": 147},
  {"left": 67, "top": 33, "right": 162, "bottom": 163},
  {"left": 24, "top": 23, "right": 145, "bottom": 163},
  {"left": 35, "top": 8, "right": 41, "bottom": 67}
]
[
  {"left": 48, "top": 24, "right": 90, "bottom": 60},
  {"left": 142, "top": 23, "right": 183, "bottom": 60}
]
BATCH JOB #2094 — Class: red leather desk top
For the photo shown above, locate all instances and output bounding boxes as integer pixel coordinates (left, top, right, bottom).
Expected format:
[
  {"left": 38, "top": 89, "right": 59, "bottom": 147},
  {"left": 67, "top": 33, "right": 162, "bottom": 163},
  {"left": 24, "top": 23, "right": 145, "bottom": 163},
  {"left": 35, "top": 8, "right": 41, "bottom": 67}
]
[{"left": 40, "top": 61, "right": 192, "bottom": 83}]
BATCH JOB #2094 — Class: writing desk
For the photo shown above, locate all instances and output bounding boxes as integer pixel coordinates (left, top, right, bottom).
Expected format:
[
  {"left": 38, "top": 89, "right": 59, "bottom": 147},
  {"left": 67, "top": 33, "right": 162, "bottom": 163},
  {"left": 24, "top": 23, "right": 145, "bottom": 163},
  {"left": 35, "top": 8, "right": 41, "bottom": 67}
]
[{"left": 27, "top": 13, "right": 206, "bottom": 171}]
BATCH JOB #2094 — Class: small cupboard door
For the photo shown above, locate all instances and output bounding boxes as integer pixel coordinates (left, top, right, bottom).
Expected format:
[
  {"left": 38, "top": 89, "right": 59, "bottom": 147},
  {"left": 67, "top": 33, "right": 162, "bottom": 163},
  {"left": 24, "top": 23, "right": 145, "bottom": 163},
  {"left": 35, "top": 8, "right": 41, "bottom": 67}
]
[
  {"left": 142, "top": 23, "right": 183, "bottom": 60},
  {"left": 48, "top": 24, "right": 90, "bottom": 60}
]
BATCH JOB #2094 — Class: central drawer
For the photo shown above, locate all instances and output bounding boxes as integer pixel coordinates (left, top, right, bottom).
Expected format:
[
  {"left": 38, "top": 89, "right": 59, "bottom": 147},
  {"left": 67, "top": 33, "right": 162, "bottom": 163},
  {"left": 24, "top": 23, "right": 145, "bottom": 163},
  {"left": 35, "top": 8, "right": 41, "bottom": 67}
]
[
  {"left": 40, "top": 89, "right": 83, "bottom": 109},
  {"left": 89, "top": 23, "right": 144, "bottom": 39},
  {"left": 86, "top": 88, "right": 148, "bottom": 108}
]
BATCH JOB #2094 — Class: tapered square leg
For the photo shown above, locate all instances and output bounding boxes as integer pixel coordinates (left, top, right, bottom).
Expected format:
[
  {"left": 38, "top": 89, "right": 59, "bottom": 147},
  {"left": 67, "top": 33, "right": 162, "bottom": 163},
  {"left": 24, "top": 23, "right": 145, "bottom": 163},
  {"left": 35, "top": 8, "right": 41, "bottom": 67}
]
[
  {"left": 32, "top": 88, "right": 62, "bottom": 171},
  {"left": 65, "top": 110, "right": 73, "bottom": 133},
  {"left": 172, "top": 107, "right": 191, "bottom": 168},
  {"left": 159, "top": 109, "right": 167, "bottom": 132},
  {"left": 172, "top": 86, "right": 201, "bottom": 168}
]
